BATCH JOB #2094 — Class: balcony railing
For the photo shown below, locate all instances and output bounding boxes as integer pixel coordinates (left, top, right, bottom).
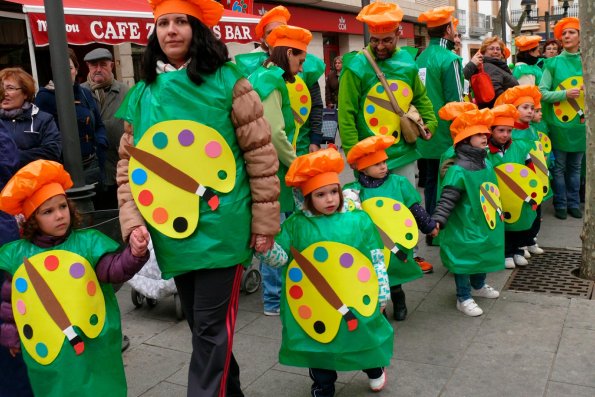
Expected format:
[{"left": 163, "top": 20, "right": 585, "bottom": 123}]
[
  {"left": 552, "top": 3, "right": 579, "bottom": 17},
  {"left": 455, "top": 9, "right": 466, "bottom": 29},
  {"left": 468, "top": 12, "right": 493, "bottom": 37}
]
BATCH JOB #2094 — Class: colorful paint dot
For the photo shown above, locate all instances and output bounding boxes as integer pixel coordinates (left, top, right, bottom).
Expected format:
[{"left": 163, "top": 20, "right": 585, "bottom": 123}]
[
  {"left": 298, "top": 305, "right": 312, "bottom": 319},
  {"left": 300, "top": 107, "right": 308, "bottom": 116},
  {"left": 289, "top": 285, "right": 303, "bottom": 299},
  {"left": 370, "top": 118, "right": 379, "bottom": 127},
  {"left": 138, "top": 190, "right": 154, "bottom": 206},
  {"left": 131, "top": 168, "right": 148, "bottom": 185},
  {"left": 313, "top": 321, "right": 326, "bottom": 334},
  {"left": 555, "top": 109, "right": 563, "bottom": 116},
  {"left": 402, "top": 88, "right": 410, "bottom": 97},
  {"left": 376, "top": 85, "right": 385, "bottom": 94},
  {"left": 490, "top": 220, "right": 495, "bottom": 227},
  {"left": 89, "top": 314, "right": 99, "bottom": 326},
  {"left": 23, "top": 324, "right": 33, "bottom": 339},
  {"left": 531, "top": 192, "right": 537, "bottom": 198},
  {"left": 205, "top": 140, "right": 222, "bottom": 158},
  {"left": 519, "top": 169, "right": 529, "bottom": 178},
  {"left": 404, "top": 219, "right": 413, "bottom": 228},
  {"left": 217, "top": 170, "right": 228, "bottom": 180},
  {"left": 486, "top": 213, "right": 491, "bottom": 221},
  {"left": 313, "top": 246, "right": 329, "bottom": 262},
  {"left": 375, "top": 199, "right": 384, "bottom": 208},
  {"left": 44, "top": 255, "right": 59, "bottom": 271},
  {"left": 339, "top": 253, "right": 354, "bottom": 268},
  {"left": 366, "top": 105, "right": 375, "bottom": 114},
  {"left": 358, "top": 267, "right": 371, "bottom": 283},
  {"left": 505, "top": 164, "right": 515, "bottom": 173},
  {"left": 173, "top": 217, "right": 188, "bottom": 233},
  {"left": 15, "top": 278, "right": 27, "bottom": 293},
  {"left": 87, "top": 281, "right": 97, "bottom": 296},
  {"left": 490, "top": 186, "right": 495, "bottom": 193},
  {"left": 152, "top": 132, "right": 168, "bottom": 149},
  {"left": 300, "top": 95, "right": 308, "bottom": 104},
  {"left": 405, "top": 233, "right": 413, "bottom": 241},
  {"left": 379, "top": 126, "right": 389, "bottom": 135},
  {"left": 483, "top": 205, "right": 487, "bottom": 212},
  {"left": 393, "top": 203, "right": 401, "bottom": 211},
  {"left": 296, "top": 83, "right": 304, "bottom": 92},
  {"left": 36, "top": 343, "right": 49, "bottom": 358},
  {"left": 178, "top": 129, "right": 195, "bottom": 147},
  {"left": 481, "top": 196, "right": 486, "bottom": 203},
  {"left": 529, "top": 179, "right": 538, "bottom": 188},
  {"left": 152, "top": 207, "right": 169, "bottom": 224},
  {"left": 571, "top": 79, "right": 578, "bottom": 86},
  {"left": 389, "top": 82, "right": 398, "bottom": 91},
  {"left": 484, "top": 183, "right": 490, "bottom": 190},
  {"left": 362, "top": 295, "right": 371, "bottom": 305},
  {"left": 554, "top": 102, "right": 560, "bottom": 106},
  {"left": 69, "top": 263, "right": 85, "bottom": 279},
  {"left": 16, "top": 300, "right": 26, "bottom": 315},
  {"left": 288, "top": 267, "right": 303, "bottom": 282}
]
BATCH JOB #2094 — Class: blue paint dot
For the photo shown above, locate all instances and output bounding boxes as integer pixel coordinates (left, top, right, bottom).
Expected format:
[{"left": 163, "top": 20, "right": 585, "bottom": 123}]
[
  {"left": 35, "top": 343, "right": 48, "bottom": 358},
  {"left": 313, "top": 246, "right": 328, "bottom": 262},
  {"left": 288, "top": 267, "right": 303, "bottom": 282},
  {"left": 131, "top": 168, "right": 148, "bottom": 185},
  {"left": 366, "top": 105, "right": 375, "bottom": 114},
  {"left": 15, "top": 278, "right": 27, "bottom": 293},
  {"left": 571, "top": 79, "right": 578, "bottom": 86},
  {"left": 481, "top": 196, "right": 485, "bottom": 203},
  {"left": 152, "top": 132, "right": 168, "bottom": 149},
  {"left": 300, "top": 107, "right": 308, "bottom": 116},
  {"left": 375, "top": 199, "right": 384, "bottom": 208},
  {"left": 376, "top": 85, "right": 385, "bottom": 94}
]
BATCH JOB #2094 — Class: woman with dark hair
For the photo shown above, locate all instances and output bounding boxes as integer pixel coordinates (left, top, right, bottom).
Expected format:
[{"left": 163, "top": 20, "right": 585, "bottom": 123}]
[
  {"left": 116, "top": 1, "right": 280, "bottom": 396},
  {"left": 543, "top": 38, "right": 562, "bottom": 58},
  {"left": 513, "top": 35, "right": 543, "bottom": 85},
  {"left": 325, "top": 55, "right": 342, "bottom": 108}
]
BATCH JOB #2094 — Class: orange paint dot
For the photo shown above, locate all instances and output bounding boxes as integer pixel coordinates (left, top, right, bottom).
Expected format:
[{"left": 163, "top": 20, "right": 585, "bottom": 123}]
[
  {"left": 152, "top": 207, "right": 168, "bottom": 224},
  {"left": 555, "top": 109, "right": 563, "bottom": 116},
  {"left": 87, "top": 281, "right": 97, "bottom": 296},
  {"left": 298, "top": 305, "right": 312, "bottom": 319},
  {"left": 379, "top": 126, "right": 389, "bottom": 135},
  {"left": 296, "top": 84, "right": 304, "bottom": 92}
]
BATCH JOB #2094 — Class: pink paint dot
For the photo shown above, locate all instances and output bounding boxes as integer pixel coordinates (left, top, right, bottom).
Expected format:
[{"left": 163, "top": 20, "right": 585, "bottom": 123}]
[
  {"left": 16, "top": 300, "right": 26, "bottom": 315},
  {"left": 298, "top": 305, "right": 312, "bottom": 319},
  {"left": 205, "top": 141, "right": 222, "bottom": 158},
  {"left": 505, "top": 164, "right": 515, "bottom": 173},
  {"left": 404, "top": 219, "right": 413, "bottom": 228},
  {"left": 358, "top": 267, "right": 371, "bottom": 283},
  {"left": 402, "top": 88, "right": 410, "bottom": 97}
]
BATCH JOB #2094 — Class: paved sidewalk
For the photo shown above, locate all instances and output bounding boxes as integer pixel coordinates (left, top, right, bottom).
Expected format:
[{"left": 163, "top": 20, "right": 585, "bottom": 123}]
[{"left": 119, "top": 192, "right": 593, "bottom": 396}]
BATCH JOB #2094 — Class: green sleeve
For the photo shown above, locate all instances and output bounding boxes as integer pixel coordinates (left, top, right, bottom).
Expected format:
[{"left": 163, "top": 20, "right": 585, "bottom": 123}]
[
  {"left": 539, "top": 68, "right": 567, "bottom": 103},
  {"left": 263, "top": 90, "right": 297, "bottom": 168},
  {"left": 443, "top": 59, "right": 464, "bottom": 103},
  {"left": 0, "top": 243, "right": 14, "bottom": 272},
  {"left": 337, "top": 68, "right": 362, "bottom": 155},
  {"left": 411, "top": 74, "right": 438, "bottom": 133}
]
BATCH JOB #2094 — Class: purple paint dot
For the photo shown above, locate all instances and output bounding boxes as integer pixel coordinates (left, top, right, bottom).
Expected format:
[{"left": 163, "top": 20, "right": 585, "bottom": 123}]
[
  {"left": 178, "top": 129, "right": 195, "bottom": 147},
  {"left": 69, "top": 263, "right": 85, "bottom": 279},
  {"left": 389, "top": 82, "right": 398, "bottom": 91},
  {"left": 339, "top": 253, "right": 354, "bottom": 268},
  {"left": 393, "top": 203, "right": 401, "bottom": 211},
  {"left": 520, "top": 169, "right": 529, "bottom": 178}
]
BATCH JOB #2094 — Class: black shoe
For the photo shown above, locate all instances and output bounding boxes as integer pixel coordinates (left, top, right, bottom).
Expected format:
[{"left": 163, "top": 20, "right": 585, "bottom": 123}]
[
  {"left": 568, "top": 208, "right": 582, "bottom": 218},
  {"left": 425, "top": 234, "right": 434, "bottom": 246},
  {"left": 554, "top": 208, "right": 567, "bottom": 219},
  {"left": 393, "top": 307, "right": 408, "bottom": 321},
  {"left": 121, "top": 335, "right": 130, "bottom": 352},
  {"left": 391, "top": 286, "right": 407, "bottom": 321}
]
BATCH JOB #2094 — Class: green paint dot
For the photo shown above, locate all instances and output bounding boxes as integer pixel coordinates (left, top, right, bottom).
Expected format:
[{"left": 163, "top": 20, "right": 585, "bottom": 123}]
[
  {"left": 375, "top": 199, "right": 384, "bottom": 207},
  {"left": 362, "top": 295, "right": 371, "bottom": 305},
  {"left": 405, "top": 233, "right": 413, "bottom": 240},
  {"left": 89, "top": 314, "right": 98, "bottom": 325},
  {"left": 529, "top": 179, "right": 538, "bottom": 188},
  {"left": 313, "top": 246, "right": 328, "bottom": 262},
  {"left": 152, "top": 132, "right": 168, "bottom": 149},
  {"left": 217, "top": 170, "right": 227, "bottom": 180}
]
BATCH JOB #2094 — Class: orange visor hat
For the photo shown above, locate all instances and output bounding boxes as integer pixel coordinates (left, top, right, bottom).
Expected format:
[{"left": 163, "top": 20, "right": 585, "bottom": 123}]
[
  {"left": 286, "top": 149, "right": 344, "bottom": 196},
  {"left": 346, "top": 135, "right": 395, "bottom": 171}
]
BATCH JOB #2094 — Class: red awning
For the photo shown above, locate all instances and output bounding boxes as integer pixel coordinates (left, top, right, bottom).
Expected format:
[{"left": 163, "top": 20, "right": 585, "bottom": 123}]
[{"left": 6, "top": 0, "right": 260, "bottom": 45}]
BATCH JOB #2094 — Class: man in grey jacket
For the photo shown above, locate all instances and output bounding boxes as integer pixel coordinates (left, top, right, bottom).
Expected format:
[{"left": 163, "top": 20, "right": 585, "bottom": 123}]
[{"left": 82, "top": 48, "right": 129, "bottom": 209}]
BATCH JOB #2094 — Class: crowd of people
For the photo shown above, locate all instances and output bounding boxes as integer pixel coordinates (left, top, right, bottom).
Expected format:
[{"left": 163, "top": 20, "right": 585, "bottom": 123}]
[{"left": 0, "top": 0, "right": 585, "bottom": 396}]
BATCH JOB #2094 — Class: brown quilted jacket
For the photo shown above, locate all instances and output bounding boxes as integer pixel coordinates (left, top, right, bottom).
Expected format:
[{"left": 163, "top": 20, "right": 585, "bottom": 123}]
[{"left": 117, "top": 77, "right": 280, "bottom": 242}]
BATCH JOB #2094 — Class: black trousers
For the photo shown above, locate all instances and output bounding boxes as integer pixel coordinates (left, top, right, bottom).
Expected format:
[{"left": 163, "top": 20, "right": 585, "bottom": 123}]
[
  {"left": 423, "top": 159, "right": 440, "bottom": 216},
  {"left": 309, "top": 367, "right": 383, "bottom": 397},
  {"left": 504, "top": 206, "right": 542, "bottom": 258},
  {"left": 174, "top": 265, "right": 244, "bottom": 397}
]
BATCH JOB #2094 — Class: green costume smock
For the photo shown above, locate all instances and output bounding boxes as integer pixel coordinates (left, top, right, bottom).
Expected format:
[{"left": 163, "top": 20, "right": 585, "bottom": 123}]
[
  {"left": 415, "top": 38, "right": 464, "bottom": 159},
  {"left": 338, "top": 46, "right": 438, "bottom": 170},
  {"left": 275, "top": 210, "right": 393, "bottom": 371},
  {"left": 116, "top": 64, "right": 253, "bottom": 278},
  {"left": 0, "top": 230, "right": 124, "bottom": 397},
  {"left": 344, "top": 175, "right": 423, "bottom": 285},
  {"left": 539, "top": 50, "right": 585, "bottom": 152},
  {"left": 512, "top": 63, "right": 543, "bottom": 85},
  {"left": 437, "top": 163, "right": 505, "bottom": 274}
]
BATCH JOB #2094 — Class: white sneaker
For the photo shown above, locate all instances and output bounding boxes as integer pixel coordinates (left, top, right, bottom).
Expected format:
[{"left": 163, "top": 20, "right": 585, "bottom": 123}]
[
  {"left": 456, "top": 299, "right": 483, "bottom": 317},
  {"left": 513, "top": 254, "right": 528, "bottom": 266},
  {"left": 527, "top": 244, "right": 544, "bottom": 255},
  {"left": 522, "top": 248, "right": 531, "bottom": 259},
  {"left": 472, "top": 284, "right": 500, "bottom": 299},
  {"left": 368, "top": 370, "right": 386, "bottom": 392},
  {"left": 505, "top": 257, "right": 515, "bottom": 269}
]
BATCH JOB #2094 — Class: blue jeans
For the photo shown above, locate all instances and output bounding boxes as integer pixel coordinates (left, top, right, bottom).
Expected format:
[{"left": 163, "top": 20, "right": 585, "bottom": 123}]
[
  {"left": 260, "top": 212, "right": 289, "bottom": 312},
  {"left": 454, "top": 273, "right": 486, "bottom": 302},
  {"left": 551, "top": 149, "right": 583, "bottom": 210}
]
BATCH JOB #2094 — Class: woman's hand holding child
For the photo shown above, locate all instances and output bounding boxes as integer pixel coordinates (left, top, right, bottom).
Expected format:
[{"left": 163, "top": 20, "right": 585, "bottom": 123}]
[{"left": 130, "top": 226, "right": 150, "bottom": 257}]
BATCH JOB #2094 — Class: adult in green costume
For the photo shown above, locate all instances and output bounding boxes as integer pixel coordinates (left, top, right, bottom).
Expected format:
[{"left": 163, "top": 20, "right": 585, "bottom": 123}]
[
  {"left": 433, "top": 105, "right": 504, "bottom": 317},
  {"left": 415, "top": 6, "right": 464, "bottom": 222},
  {"left": 116, "top": 2, "right": 280, "bottom": 396},
  {"left": 512, "top": 35, "right": 543, "bottom": 86},
  {"left": 539, "top": 17, "right": 584, "bottom": 219}
]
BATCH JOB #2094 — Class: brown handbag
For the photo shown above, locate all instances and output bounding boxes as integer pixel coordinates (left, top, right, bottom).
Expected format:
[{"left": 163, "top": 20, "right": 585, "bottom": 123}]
[{"left": 362, "top": 48, "right": 428, "bottom": 143}]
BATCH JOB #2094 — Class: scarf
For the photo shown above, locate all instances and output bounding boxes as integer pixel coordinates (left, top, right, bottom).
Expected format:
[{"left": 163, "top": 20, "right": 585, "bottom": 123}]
[
  {"left": 156, "top": 59, "right": 191, "bottom": 74},
  {"left": 0, "top": 101, "right": 32, "bottom": 119},
  {"left": 85, "top": 72, "right": 114, "bottom": 108},
  {"left": 358, "top": 172, "right": 389, "bottom": 188}
]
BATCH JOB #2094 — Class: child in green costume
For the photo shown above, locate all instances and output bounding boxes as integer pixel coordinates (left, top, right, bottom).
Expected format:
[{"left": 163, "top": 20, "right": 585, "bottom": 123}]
[
  {"left": 0, "top": 160, "right": 149, "bottom": 397},
  {"left": 343, "top": 135, "right": 439, "bottom": 321},
  {"left": 257, "top": 149, "right": 393, "bottom": 396},
  {"left": 433, "top": 103, "right": 505, "bottom": 317}
]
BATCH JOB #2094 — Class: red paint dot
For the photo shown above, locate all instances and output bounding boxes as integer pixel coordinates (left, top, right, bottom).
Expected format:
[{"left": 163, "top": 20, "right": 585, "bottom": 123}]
[
  {"left": 554, "top": 102, "right": 560, "bottom": 106},
  {"left": 300, "top": 95, "right": 308, "bottom": 104},
  {"left": 87, "top": 281, "right": 97, "bottom": 296},
  {"left": 531, "top": 192, "right": 537, "bottom": 198},
  {"left": 289, "top": 285, "right": 303, "bottom": 299},
  {"left": 138, "top": 190, "right": 153, "bottom": 206},
  {"left": 482, "top": 205, "right": 487, "bottom": 212},
  {"left": 44, "top": 255, "right": 59, "bottom": 271},
  {"left": 153, "top": 208, "right": 168, "bottom": 224},
  {"left": 370, "top": 118, "right": 379, "bottom": 126}
]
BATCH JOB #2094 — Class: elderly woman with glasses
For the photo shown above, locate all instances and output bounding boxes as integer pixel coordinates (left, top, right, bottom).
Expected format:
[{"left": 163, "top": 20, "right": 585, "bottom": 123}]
[
  {"left": 0, "top": 68, "right": 61, "bottom": 168},
  {"left": 463, "top": 36, "right": 518, "bottom": 108}
]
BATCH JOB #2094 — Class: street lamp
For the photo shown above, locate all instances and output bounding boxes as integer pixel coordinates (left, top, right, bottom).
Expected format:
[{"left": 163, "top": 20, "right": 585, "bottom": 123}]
[{"left": 521, "top": 0, "right": 575, "bottom": 39}]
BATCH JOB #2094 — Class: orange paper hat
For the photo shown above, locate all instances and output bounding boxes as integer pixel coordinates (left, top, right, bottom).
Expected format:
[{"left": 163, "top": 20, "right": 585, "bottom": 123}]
[
  {"left": 255, "top": 5, "right": 291, "bottom": 40},
  {"left": 346, "top": 135, "right": 395, "bottom": 171},
  {"left": 491, "top": 104, "right": 520, "bottom": 127},
  {"left": 503, "top": 46, "right": 511, "bottom": 59},
  {"left": 418, "top": 6, "right": 455, "bottom": 28},
  {"left": 554, "top": 17, "right": 580, "bottom": 40},
  {"left": 439, "top": 103, "right": 493, "bottom": 144},
  {"left": 494, "top": 85, "right": 542, "bottom": 107},
  {"left": 148, "top": 0, "right": 224, "bottom": 27},
  {"left": 266, "top": 25, "right": 312, "bottom": 51},
  {"left": 453, "top": 17, "right": 459, "bottom": 31},
  {"left": 514, "top": 35, "right": 542, "bottom": 52},
  {"left": 286, "top": 149, "right": 344, "bottom": 195},
  {"left": 356, "top": 1, "right": 404, "bottom": 34},
  {"left": 0, "top": 160, "right": 73, "bottom": 219}
]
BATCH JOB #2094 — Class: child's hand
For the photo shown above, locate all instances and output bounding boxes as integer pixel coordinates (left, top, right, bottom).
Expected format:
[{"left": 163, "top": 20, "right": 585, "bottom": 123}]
[
  {"left": 251, "top": 233, "right": 274, "bottom": 253},
  {"left": 9, "top": 346, "right": 21, "bottom": 357},
  {"left": 130, "top": 226, "right": 150, "bottom": 257},
  {"left": 430, "top": 224, "right": 440, "bottom": 237}
]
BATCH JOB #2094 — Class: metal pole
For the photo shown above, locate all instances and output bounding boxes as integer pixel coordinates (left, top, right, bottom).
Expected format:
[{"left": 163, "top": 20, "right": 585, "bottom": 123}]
[
  {"left": 44, "top": 0, "right": 95, "bottom": 210},
  {"left": 545, "top": 11, "right": 550, "bottom": 39},
  {"left": 361, "top": 0, "right": 370, "bottom": 46},
  {"left": 500, "top": 0, "right": 507, "bottom": 44}
]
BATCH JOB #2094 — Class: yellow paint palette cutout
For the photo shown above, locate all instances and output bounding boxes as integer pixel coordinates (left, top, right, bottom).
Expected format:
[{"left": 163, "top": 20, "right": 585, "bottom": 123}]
[
  {"left": 286, "top": 242, "right": 378, "bottom": 344},
  {"left": 494, "top": 163, "right": 544, "bottom": 224},
  {"left": 529, "top": 143, "right": 550, "bottom": 197},
  {"left": 363, "top": 80, "right": 413, "bottom": 142},
  {"left": 537, "top": 131, "right": 552, "bottom": 154},
  {"left": 553, "top": 76, "right": 584, "bottom": 123},
  {"left": 362, "top": 197, "right": 417, "bottom": 250},
  {"left": 12, "top": 250, "right": 106, "bottom": 365},
  {"left": 479, "top": 182, "right": 503, "bottom": 230},
  {"left": 129, "top": 120, "right": 236, "bottom": 238},
  {"left": 287, "top": 75, "right": 312, "bottom": 148}
]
